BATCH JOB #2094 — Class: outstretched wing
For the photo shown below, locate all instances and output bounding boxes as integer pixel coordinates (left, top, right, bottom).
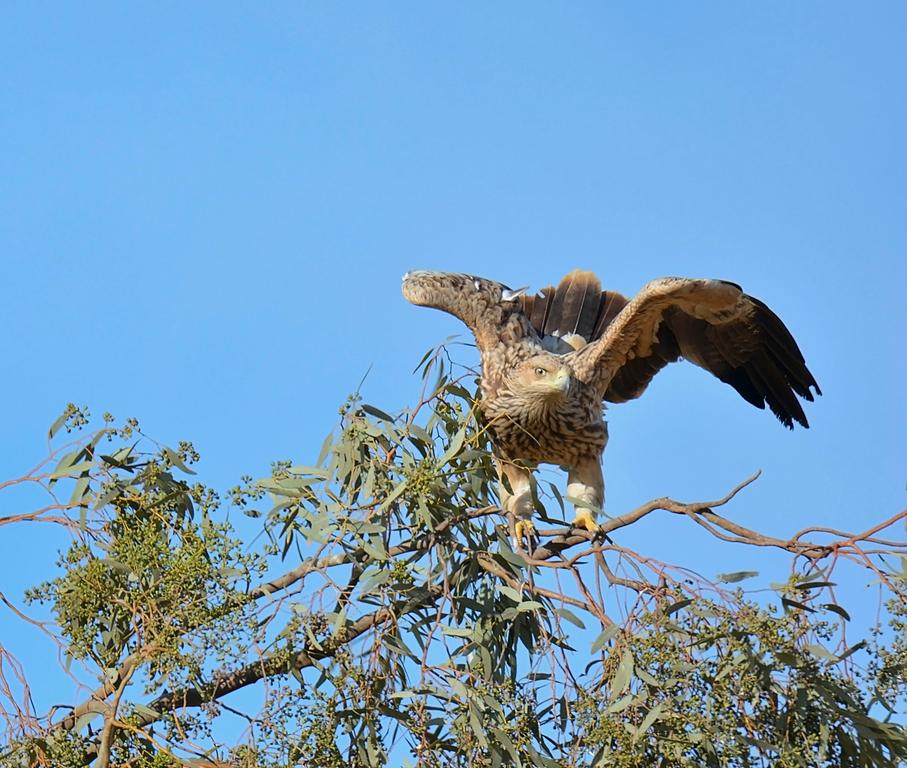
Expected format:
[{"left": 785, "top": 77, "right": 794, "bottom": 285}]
[
  {"left": 546, "top": 276, "right": 821, "bottom": 429},
  {"left": 402, "top": 270, "right": 537, "bottom": 352}
]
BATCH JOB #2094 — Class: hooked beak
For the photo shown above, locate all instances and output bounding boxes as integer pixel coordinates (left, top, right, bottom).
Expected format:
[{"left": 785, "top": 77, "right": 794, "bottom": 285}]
[{"left": 551, "top": 368, "right": 571, "bottom": 394}]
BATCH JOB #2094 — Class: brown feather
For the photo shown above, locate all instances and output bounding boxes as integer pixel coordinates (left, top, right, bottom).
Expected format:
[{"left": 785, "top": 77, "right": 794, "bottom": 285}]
[
  {"left": 535, "top": 270, "right": 600, "bottom": 340},
  {"left": 591, "top": 291, "right": 630, "bottom": 340},
  {"left": 520, "top": 286, "right": 555, "bottom": 334},
  {"left": 522, "top": 272, "right": 629, "bottom": 348},
  {"left": 744, "top": 355, "right": 807, "bottom": 428},
  {"left": 605, "top": 330, "right": 679, "bottom": 402},
  {"left": 559, "top": 269, "right": 602, "bottom": 340},
  {"left": 541, "top": 276, "right": 569, "bottom": 336}
]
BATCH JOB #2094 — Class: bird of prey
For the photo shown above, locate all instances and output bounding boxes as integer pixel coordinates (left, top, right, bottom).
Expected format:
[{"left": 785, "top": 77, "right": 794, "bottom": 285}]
[{"left": 402, "top": 270, "right": 820, "bottom": 541}]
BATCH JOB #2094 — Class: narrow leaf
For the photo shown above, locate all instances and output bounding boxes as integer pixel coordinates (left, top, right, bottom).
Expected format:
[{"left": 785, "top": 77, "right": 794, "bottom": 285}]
[
  {"left": 636, "top": 703, "right": 665, "bottom": 737},
  {"left": 795, "top": 580, "right": 836, "bottom": 590},
  {"left": 716, "top": 570, "right": 759, "bottom": 584},
  {"left": 781, "top": 597, "right": 816, "bottom": 613},
  {"left": 49, "top": 460, "right": 95, "bottom": 479},
  {"left": 611, "top": 649, "right": 634, "bottom": 697},
  {"left": 556, "top": 607, "right": 586, "bottom": 629},
  {"left": 591, "top": 625, "right": 619, "bottom": 654},
  {"left": 437, "top": 425, "right": 468, "bottom": 466},
  {"left": 498, "top": 585, "right": 524, "bottom": 603},
  {"left": 822, "top": 603, "right": 851, "bottom": 621},
  {"left": 665, "top": 598, "right": 693, "bottom": 616},
  {"left": 361, "top": 404, "right": 395, "bottom": 422}
]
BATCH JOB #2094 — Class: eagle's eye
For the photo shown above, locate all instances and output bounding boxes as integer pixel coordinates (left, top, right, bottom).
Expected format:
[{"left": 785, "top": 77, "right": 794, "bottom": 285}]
[{"left": 534, "top": 367, "right": 547, "bottom": 377}]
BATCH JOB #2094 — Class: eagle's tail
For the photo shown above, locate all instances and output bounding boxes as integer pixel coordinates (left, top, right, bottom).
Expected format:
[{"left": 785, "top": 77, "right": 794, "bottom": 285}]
[{"left": 521, "top": 270, "right": 628, "bottom": 350}]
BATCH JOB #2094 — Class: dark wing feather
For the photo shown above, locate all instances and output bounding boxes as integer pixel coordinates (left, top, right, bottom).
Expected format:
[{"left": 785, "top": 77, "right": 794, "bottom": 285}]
[
  {"left": 521, "top": 270, "right": 628, "bottom": 347},
  {"left": 597, "top": 282, "right": 821, "bottom": 428},
  {"left": 604, "top": 327, "right": 680, "bottom": 402},
  {"left": 542, "top": 270, "right": 600, "bottom": 337},
  {"left": 592, "top": 290, "right": 630, "bottom": 340},
  {"left": 528, "top": 287, "right": 555, "bottom": 332},
  {"left": 560, "top": 273, "right": 599, "bottom": 338}
]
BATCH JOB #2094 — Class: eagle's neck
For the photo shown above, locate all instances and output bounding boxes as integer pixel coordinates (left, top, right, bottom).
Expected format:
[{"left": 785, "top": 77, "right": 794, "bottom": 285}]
[{"left": 492, "top": 385, "right": 568, "bottom": 425}]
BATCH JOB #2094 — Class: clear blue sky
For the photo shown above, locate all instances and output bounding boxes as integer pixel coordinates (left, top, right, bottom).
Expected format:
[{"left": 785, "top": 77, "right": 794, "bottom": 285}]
[{"left": 2, "top": 1, "right": 905, "bottom": 722}]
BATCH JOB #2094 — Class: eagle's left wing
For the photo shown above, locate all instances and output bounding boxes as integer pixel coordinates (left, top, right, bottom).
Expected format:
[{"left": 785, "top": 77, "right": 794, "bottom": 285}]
[
  {"left": 402, "top": 271, "right": 537, "bottom": 352},
  {"left": 570, "top": 277, "right": 821, "bottom": 428}
]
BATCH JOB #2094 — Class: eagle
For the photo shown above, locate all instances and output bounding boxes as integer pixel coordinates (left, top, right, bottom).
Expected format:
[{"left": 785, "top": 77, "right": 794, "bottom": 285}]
[{"left": 402, "top": 270, "right": 820, "bottom": 542}]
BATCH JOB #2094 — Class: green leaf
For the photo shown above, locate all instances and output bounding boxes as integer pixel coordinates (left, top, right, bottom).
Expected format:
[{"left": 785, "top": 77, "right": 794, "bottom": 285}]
[
  {"left": 411, "top": 346, "right": 436, "bottom": 375},
  {"left": 496, "top": 541, "right": 528, "bottom": 568},
  {"left": 329, "top": 608, "right": 347, "bottom": 638},
  {"left": 547, "top": 482, "right": 565, "bottom": 515},
  {"left": 822, "top": 603, "right": 851, "bottom": 621},
  {"left": 556, "top": 607, "right": 586, "bottom": 629},
  {"left": 408, "top": 423, "right": 433, "bottom": 444},
  {"left": 605, "top": 693, "right": 634, "bottom": 714},
  {"left": 441, "top": 626, "right": 474, "bottom": 638},
  {"left": 437, "top": 425, "right": 468, "bottom": 466},
  {"left": 316, "top": 430, "right": 334, "bottom": 466},
  {"left": 836, "top": 640, "right": 866, "bottom": 662},
  {"left": 379, "top": 478, "right": 409, "bottom": 514},
  {"left": 468, "top": 703, "right": 488, "bottom": 747},
  {"left": 48, "top": 449, "right": 84, "bottom": 482},
  {"left": 498, "top": 585, "right": 524, "bottom": 603},
  {"left": 287, "top": 465, "right": 329, "bottom": 478},
  {"left": 390, "top": 690, "right": 419, "bottom": 700},
  {"left": 353, "top": 522, "right": 386, "bottom": 535},
  {"left": 164, "top": 448, "right": 196, "bottom": 475},
  {"left": 490, "top": 726, "right": 517, "bottom": 757},
  {"left": 383, "top": 634, "right": 418, "bottom": 659},
  {"left": 361, "top": 403, "right": 395, "bottom": 422},
  {"left": 781, "top": 597, "right": 815, "bottom": 613},
  {"left": 132, "top": 704, "right": 160, "bottom": 720},
  {"left": 636, "top": 668, "right": 661, "bottom": 687},
  {"left": 449, "top": 677, "right": 469, "bottom": 702},
  {"left": 68, "top": 475, "right": 91, "bottom": 507},
  {"left": 48, "top": 408, "right": 72, "bottom": 439},
  {"left": 357, "top": 569, "right": 391, "bottom": 595},
  {"left": 49, "top": 460, "right": 95, "bottom": 479},
  {"left": 716, "top": 570, "right": 759, "bottom": 583},
  {"left": 611, "top": 649, "right": 634, "bottom": 697},
  {"left": 635, "top": 702, "right": 665, "bottom": 738},
  {"left": 806, "top": 643, "right": 836, "bottom": 660},
  {"left": 665, "top": 598, "right": 693, "bottom": 616},
  {"left": 360, "top": 536, "right": 388, "bottom": 562},
  {"left": 73, "top": 712, "right": 101, "bottom": 732},
  {"left": 591, "top": 625, "right": 619, "bottom": 654}
]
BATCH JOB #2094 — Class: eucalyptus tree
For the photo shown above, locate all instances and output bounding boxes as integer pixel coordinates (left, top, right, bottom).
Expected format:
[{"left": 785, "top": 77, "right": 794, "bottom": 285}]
[{"left": 1, "top": 348, "right": 905, "bottom": 767}]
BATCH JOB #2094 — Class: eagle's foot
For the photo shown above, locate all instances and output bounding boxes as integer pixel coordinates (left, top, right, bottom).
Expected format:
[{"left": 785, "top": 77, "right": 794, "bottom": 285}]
[
  {"left": 571, "top": 508, "right": 600, "bottom": 533},
  {"left": 513, "top": 518, "right": 537, "bottom": 548}
]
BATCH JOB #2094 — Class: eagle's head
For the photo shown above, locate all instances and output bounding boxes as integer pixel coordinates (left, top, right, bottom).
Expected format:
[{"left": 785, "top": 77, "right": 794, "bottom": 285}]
[{"left": 510, "top": 355, "right": 573, "bottom": 401}]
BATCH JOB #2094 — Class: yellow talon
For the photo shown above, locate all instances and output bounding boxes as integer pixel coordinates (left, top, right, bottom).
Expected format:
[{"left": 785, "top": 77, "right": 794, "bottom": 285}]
[
  {"left": 514, "top": 518, "right": 536, "bottom": 545},
  {"left": 572, "top": 509, "right": 600, "bottom": 533}
]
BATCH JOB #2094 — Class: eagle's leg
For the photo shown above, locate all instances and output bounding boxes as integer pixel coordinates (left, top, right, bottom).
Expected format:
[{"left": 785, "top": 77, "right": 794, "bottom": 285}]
[
  {"left": 496, "top": 459, "right": 537, "bottom": 546},
  {"left": 567, "top": 457, "right": 603, "bottom": 533}
]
